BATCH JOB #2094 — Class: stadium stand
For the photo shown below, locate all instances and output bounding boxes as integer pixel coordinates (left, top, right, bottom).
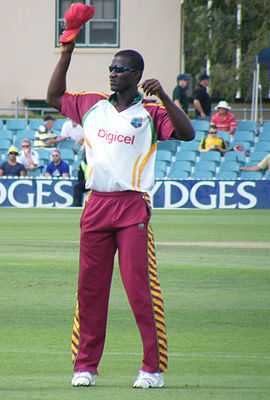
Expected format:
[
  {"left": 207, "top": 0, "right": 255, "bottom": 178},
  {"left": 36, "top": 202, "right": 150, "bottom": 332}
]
[
  {"left": 0, "top": 130, "right": 13, "bottom": 142},
  {"left": 5, "top": 119, "right": 28, "bottom": 132},
  {"left": 254, "top": 141, "right": 270, "bottom": 152},
  {"left": 194, "top": 160, "right": 217, "bottom": 174},
  {"left": 191, "top": 119, "right": 210, "bottom": 132},
  {"left": 199, "top": 151, "right": 221, "bottom": 164},
  {"left": 216, "top": 170, "right": 238, "bottom": 180},
  {"left": 175, "top": 150, "right": 197, "bottom": 163},
  {"left": 240, "top": 171, "right": 264, "bottom": 180},
  {"left": 236, "top": 120, "right": 257, "bottom": 132},
  {"left": 157, "top": 140, "right": 179, "bottom": 154},
  {"left": 192, "top": 170, "right": 215, "bottom": 180}
]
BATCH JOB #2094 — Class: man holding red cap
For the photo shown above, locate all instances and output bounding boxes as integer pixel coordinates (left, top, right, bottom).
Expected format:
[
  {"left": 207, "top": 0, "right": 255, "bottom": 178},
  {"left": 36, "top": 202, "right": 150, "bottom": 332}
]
[{"left": 47, "top": 2, "right": 195, "bottom": 389}]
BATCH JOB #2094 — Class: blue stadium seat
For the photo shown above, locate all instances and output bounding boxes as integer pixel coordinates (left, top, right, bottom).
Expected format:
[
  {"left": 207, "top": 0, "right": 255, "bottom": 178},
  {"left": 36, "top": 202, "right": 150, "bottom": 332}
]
[
  {"left": 15, "top": 130, "right": 35, "bottom": 141},
  {"left": 216, "top": 170, "right": 238, "bottom": 180},
  {"left": 249, "top": 151, "right": 269, "bottom": 163},
  {"left": 194, "top": 130, "right": 207, "bottom": 141},
  {"left": 53, "top": 119, "right": 65, "bottom": 131},
  {"left": 156, "top": 150, "right": 172, "bottom": 164},
  {"left": 191, "top": 119, "right": 210, "bottom": 132},
  {"left": 0, "top": 120, "right": 4, "bottom": 129},
  {"left": 175, "top": 150, "right": 197, "bottom": 163},
  {"left": 237, "top": 120, "right": 257, "bottom": 132},
  {"left": 37, "top": 148, "right": 51, "bottom": 161},
  {"left": 168, "top": 161, "right": 192, "bottom": 179},
  {"left": 60, "top": 148, "right": 74, "bottom": 164},
  {"left": 180, "top": 140, "right": 200, "bottom": 151},
  {"left": 192, "top": 170, "right": 214, "bottom": 180},
  {"left": 234, "top": 130, "right": 255, "bottom": 144},
  {"left": 168, "top": 170, "right": 189, "bottom": 180},
  {"left": 0, "top": 138, "right": 12, "bottom": 151},
  {"left": 157, "top": 140, "right": 179, "bottom": 154},
  {"left": 6, "top": 119, "right": 28, "bottom": 131},
  {"left": 58, "top": 139, "right": 76, "bottom": 150},
  {"left": 262, "top": 121, "right": 270, "bottom": 132},
  {"left": 199, "top": 151, "right": 221, "bottom": 164},
  {"left": 265, "top": 171, "right": 270, "bottom": 180},
  {"left": 194, "top": 160, "right": 217, "bottom": 173},
  {"left": 258, "top": 130, "right": 270, "bottom": 142},
  {"left": 240, "top": 171, "right": 264, "bottom": 180},
  {"left": 0, "top": 129, "right": 14, "bottom": 142},
  {"left": 217, "top": 131, "right": 231, "bottom": 144},
  {"left": 254, "top": 141, "right": 270, "bottom": 152},
  {"left": 28, "top": 119, "right": 43, "bottom": 130},
  {"left": 219, "top": 160, "right": 240, "bottom": 172},
  {"left": 231, "top": 140, "right": 252, "bottom": 152},
  {"left": 223, "top": 151, "right": 246, "bottom": 164}
]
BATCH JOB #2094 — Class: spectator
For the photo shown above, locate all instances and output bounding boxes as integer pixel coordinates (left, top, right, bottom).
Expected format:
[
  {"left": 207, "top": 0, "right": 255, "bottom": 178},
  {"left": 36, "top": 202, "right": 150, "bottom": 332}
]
[
  {"left": 0, "top": 146, "right": 26, "bottom": 177},
  {"left": 172, "top": 73, "right": 190, "bottom": 114},
  {"left": 72, "top": 153, "right": 90, "bottom": 207},
  {"left": 18, "top": 138, "right": 40, "bottom": 172},
  {"left": 240, "top": 154, "right": 270, "bottom": 172},
  {"left": 34, "top": 115, "right": 57, "bottom": 148},
  {"left": 47, "top": 118, "right": 84, "bottom": 147},
  {"left": 193, "top": 73, "right": 211, "bottom": 119},
  {"left": 199, "top": 124, "right": 228, "bottom": 153},
  {"left": 211, "top": 100, "right": 237, "bottom": 135},
  {"left": 44, "top": 149, "right": 70, "bottom": 177}
]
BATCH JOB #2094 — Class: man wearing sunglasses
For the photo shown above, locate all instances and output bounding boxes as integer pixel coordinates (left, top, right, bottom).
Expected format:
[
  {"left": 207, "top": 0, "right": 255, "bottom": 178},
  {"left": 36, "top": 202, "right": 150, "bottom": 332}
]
[
  {"left": 47, "top": 41, "right": 195, "bottom": 389},
  {"left": 0, "top": 146, "right": 26, "bottom": 177}
]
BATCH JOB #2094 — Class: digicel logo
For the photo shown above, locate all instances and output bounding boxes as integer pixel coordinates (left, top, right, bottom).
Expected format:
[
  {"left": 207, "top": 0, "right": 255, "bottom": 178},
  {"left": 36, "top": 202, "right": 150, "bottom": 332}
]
[{"left": 98, "top": 129, "right": 135, "bottom": 145}]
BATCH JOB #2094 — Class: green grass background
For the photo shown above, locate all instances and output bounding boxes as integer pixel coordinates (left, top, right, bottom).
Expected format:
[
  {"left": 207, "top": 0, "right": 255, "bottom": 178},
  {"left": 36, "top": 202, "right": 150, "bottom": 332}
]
[{"left": 0, "top": 208, "right": 269, "bottom": 400}]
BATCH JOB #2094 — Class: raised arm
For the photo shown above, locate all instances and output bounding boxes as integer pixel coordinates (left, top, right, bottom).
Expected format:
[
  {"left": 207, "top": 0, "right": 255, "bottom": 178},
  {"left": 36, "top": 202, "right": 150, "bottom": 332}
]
[
  {"left": 141, "top": 79, "right": 195, "bottom": 141},
  {"left": 47, "top": 42, "right": 75, "bottom": 110}
]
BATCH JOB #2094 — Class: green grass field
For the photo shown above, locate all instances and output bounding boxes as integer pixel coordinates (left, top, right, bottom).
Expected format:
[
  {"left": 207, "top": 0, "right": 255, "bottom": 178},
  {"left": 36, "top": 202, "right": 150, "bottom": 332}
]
[{"left": 0, "top": 208, "right": 269, "bottom": 400}]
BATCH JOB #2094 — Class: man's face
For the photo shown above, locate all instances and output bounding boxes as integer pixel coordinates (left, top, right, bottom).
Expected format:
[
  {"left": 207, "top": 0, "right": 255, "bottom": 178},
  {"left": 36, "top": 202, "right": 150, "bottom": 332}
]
[
  {"left": 8, "top": 152, "right": 18, "bottom": 161},
  {"left": 179, "top": 79, "right": 189, "bottom": 88},
  {"left": 218, "top": 107, "right": 227, "bottom": 116},
  {"left": 200, "top": 79, "right": 209, "bottom": 87},
  {"left": 45, "top": 119, "right": 54, "bottom": 130},
  {"left": 52, "top": 152, "right": 61, "bottom": 164},
  {"left": 109, "top": 55, "right": 138, "bottom": 93}
]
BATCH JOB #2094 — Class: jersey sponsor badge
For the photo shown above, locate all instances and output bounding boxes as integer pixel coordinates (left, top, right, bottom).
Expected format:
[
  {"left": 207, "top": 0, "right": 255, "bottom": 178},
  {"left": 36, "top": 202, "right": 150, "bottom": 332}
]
[{"left": 130, "top": 117, "right": 143, "bottom": 128}]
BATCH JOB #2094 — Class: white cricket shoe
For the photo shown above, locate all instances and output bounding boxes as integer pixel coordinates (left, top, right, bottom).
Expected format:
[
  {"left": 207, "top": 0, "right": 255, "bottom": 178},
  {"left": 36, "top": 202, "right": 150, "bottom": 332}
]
[
  {"left": 133, "top": 370, "right": 164, "bottom": 389},
  {"left": 71, "top": 371, "right": 96, "bottom": 387}
]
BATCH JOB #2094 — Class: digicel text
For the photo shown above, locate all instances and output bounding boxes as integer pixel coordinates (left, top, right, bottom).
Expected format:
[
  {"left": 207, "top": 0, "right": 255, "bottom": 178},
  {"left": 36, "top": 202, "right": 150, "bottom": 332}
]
[{"left": 97, "top": 129, "right": 135, "bottom": 145}]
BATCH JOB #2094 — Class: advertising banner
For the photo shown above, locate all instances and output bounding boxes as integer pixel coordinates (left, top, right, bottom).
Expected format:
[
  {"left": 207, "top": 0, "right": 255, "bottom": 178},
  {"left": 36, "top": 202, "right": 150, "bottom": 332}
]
[{"left": 0, "top": 178, "right": 270, "bottom": 209}]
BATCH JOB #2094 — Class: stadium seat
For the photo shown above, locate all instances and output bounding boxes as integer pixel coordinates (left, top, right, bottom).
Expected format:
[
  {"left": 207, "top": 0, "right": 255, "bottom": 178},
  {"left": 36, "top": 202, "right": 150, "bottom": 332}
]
[
  {"left": 0, "top": 129, "right": 14, "bottom": 142},
  {"left": 60, "top": 148, "right": 75, "bottom": 164},
  {"left": 199, "top": 151, "right": 221, "bottom": 164},
  {"left": 53, "top": 119, "right": 65, "bottom": 131},
  {"left": 156, "top": 150, "right": 172, "bottom": 164},
  {"left": 249, "top": 151, "right": 269, "bottom": 163},
  {"left": 175, "top": 150, "right": 197, "bottom": 163},
  {"left": 264, "top": 171, "right": 270, "bottom": 180},
  {"left": 254, "top": 141, "right": 270, "bottom": 152},
  {"left": 15, "top": 130, "right": 35, "bottom": 141},
  {"left": 194, "top": 160, "right": 217, "bottom": 173},
  {"left": 28, "top": 119, "right": 43, "bottom": 130},
  {"left": 191, "top": 119, "right": 210, "bottom": 132},
  {"left": 219, "top": 160, "right": 240, "bottom": 172},
  {"left": 216, "top": 170, "right": 238, "bottom": 180},
  {"left": 37, "top": 148, "right": 51, "bottom": 161},
  {"left": 240, "top": 171, "right": 264, "bottom": 180},
  {"left": 168, "top": 161, "right": 192, "bottom": 179},
  {"left": 192, "top": 170, "right": 214, "bottom": 180},
  {"left": 194, "top": 130, "right": 207, "bottom": 141},
  {"left": 27, "top": 167, "right": 43, "bottom": 178},
  {"left": 262, "top": 121, "right": 270, "bottom": 132},
  {"left": 168, "top": 170, "right": 189, "bottom": 180},
  {"left": 237, "top": 120, "right": 257, "bottom": 132},
  {"left": 258, "top": 130, "right": 270, "bottom": 142},
  {"left": 234, "top": 130, "right": 255, "bottom": 145},
  {"left": 223, "top": 151, "right": 246, "bottom": 164},
  {"left": 157, "top": 140, "right": 179, "bottom": 154},
  {"left": 0, "top": 138, "right": 12, "bottom": 152},
  {"left": 58, "top": 139, "right": 76, "bottom": 150},
  {"left": 180, "top": 140, "right": 200, "bottom": 151},
  {"left": 0, "top": 120, "right": 3, "bottom": 129},
  {"left": 230, "top": 140, "right": 252, "bottom": 152},
  {"left": 5, "top": 118, "right": 28, "bottom": 131},
  {"left": 217, "top": 131, "right": 231, "bottom": 144}
]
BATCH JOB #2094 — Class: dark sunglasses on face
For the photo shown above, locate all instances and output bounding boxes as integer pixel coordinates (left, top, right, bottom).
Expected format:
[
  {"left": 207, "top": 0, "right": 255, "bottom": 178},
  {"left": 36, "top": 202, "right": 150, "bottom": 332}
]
[
  {"left": 109, "top": 65, "right": 135, "bottom": 74},
  {"left": 9, "top": 152, "right": 18, "bottom": 155},
  {"left": 22, "top": 144, "right": 30, "bottom": 147}
]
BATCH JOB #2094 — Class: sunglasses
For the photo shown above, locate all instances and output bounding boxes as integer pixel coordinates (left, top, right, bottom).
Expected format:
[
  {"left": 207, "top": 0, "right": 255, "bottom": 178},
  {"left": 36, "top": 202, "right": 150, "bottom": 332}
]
[
  {"left": 52, "top": 154, "right": 59, "bottom": 157},
  {"left": 9, "top": 152, "right": 18, "bottom": 155},
  {"left": 22, "top": 144, "right": 30, "bottom": 147},
  {"left": 109, "top": 65, "right": 135, "bottom": 74}
]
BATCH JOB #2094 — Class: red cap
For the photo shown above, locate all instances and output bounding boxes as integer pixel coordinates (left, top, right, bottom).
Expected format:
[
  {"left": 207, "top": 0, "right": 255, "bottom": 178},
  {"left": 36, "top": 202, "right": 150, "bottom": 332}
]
[{"left": 60, "top": 2, "right": 95, "bottom": 44}]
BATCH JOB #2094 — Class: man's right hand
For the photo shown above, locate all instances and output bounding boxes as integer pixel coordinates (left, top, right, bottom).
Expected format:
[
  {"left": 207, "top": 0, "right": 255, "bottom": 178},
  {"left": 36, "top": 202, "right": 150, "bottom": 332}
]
[{"left": 61, "top": 41, "right": 75, "bottom": 55}]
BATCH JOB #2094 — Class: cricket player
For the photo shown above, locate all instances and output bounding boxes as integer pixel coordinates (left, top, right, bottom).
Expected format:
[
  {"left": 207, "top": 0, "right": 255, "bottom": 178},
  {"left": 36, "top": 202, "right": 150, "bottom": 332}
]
[{"left": 47, "top": 40, "right": 195, "bottom": 388}]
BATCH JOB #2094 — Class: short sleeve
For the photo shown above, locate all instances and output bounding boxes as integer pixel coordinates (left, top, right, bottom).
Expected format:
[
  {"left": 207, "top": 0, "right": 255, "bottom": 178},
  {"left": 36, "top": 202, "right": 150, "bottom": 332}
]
[
  {"left": 60, "top": 92, "right": 108, "bottom": 125},
  {"left": 144, "top": 103, "right": 174, "bottom": 141}
]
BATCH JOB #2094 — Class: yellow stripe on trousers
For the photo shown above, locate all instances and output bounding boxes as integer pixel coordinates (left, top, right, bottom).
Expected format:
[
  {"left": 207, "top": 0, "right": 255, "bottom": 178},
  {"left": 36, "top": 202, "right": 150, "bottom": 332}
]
[
  {"left": 71, "top": 301, "right": 80, "bottom": 363},
  {"left": 143, "top": 192, "right": 168, "bottom": 372}
]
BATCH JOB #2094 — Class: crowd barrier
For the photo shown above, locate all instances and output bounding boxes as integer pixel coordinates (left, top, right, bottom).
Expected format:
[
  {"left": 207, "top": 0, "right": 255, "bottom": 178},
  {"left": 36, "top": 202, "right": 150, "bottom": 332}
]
[{"left": 0, "top": 178, "right": 269, "bottom": 209}]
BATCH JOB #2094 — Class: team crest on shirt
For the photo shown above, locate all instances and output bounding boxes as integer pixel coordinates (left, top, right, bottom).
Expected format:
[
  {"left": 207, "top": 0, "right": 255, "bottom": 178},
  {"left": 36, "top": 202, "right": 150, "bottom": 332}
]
[{"left": 130, "top": 117, "right": 143, "bottom": 128}]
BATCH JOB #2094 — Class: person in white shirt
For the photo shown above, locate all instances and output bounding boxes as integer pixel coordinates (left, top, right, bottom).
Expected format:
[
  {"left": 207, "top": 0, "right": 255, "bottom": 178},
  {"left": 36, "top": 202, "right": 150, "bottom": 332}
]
[
  {"left": 47, "top": 118, "right": 84, "bottom": 147},
  {"left": 18, "top": 138, "right": 40, "bottom": 171}
]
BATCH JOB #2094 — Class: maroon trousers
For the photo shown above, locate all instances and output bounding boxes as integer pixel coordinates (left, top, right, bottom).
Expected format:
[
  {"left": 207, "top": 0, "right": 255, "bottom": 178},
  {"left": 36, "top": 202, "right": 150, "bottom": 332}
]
[{"left": 71, "top": 191, "right": 168, "bottom": 374}]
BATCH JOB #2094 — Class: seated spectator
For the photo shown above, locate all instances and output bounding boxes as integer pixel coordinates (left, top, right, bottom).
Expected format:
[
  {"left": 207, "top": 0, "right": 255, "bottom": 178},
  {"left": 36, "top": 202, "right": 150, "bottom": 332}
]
[
  {"left": 240, "top": 154, "right": 270, "bottom": 172},
  {"left": 211, "top": 100, "right": 237, "bottom": 135},
  {"left": 34, "top": 115, "right": 57, "bottom": 148},
  {"left": 0, "top": 146, "right": 26, "bottom": 177},
  {"left": 44, "top": 149, "right": 70, "bottom": 178},
  {"left": 47, "top": 118, "right": 84, "bottom": 147},
  {"left": 18, "top": 138, "right": 40, "bottom": 172},
  {"left": 172, "top": 73, "right": 190, "bottom": 114},
  {"left": 73, "top": 153, "right": 90, "bottom": 207},
  {"left": 199, "top": 124, "right": 228, "bottom": 154}
]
